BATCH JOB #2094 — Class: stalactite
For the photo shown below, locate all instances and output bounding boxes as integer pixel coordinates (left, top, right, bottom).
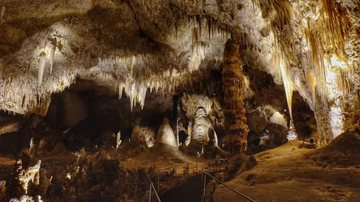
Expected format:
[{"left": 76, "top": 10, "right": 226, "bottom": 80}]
[
  {"left": 188, "top": 42, "right": 207, "bottom": 72},
  {"left": 137, "top": 82, "right": 147, "bottom": 109},
  {"left": 38, "top": 52, "right": 47, "bottom": 85},
  {"left": 222, "top": 39, "right": 249, "bottom": 153},
  {"left": 118, "top": 83, "right": 125, "bottom": 99},
  {"left": 49, "top": 44, "right": 56, "bottom": 74},
  {"left": 275, "top": 46, "right": 295, "bottom": 121},
  {"left": 0, "top": 5, "right": 5, "bottom": 24}
]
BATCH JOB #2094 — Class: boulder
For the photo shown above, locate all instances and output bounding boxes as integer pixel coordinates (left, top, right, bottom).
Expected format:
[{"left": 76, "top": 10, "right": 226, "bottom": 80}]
[
  {"left": 247, "top": 108, "right": 267, "bottom": 133},
  {"left": 266, "top": 123, "right": 288, "bottom": 147},
  {"left": 131, "top": 126, "right": 155, "bottom": 148}
]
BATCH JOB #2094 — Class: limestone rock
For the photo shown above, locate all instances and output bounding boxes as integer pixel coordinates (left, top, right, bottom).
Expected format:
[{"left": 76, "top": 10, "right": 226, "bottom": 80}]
[
  {"left": 131, "top": 125, "right": 155, "bottom": 148},
  {"left": 247, "top": 108, "right": 267, "bottom": 133}
]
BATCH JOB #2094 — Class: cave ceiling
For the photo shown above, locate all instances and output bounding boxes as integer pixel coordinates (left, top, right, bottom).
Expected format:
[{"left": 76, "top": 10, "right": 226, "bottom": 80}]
[{"left": 0, "top": 0, "right": 359, "bottom": 128}]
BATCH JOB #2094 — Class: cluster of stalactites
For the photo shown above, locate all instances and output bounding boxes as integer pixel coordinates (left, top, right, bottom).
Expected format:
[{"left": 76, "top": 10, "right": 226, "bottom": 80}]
[
  {"left": 114, "top": 16, "right": 229, "bottom": 111},
  {"left": 255, "top": 0, "right": 353, "bottom": 127},
  {"left": 252, "top": 0, "right": 296, "bottom": 123},
  {"left": 118, "top": 80, "right": 147, "bottom": 111},
  {"left": 262, "top": 0, "right": 355, "bottom": 141},
  {"left": 304, "top": 0, "right": 352, "bottom": 103},
  {"left": 176, "top": 15, "right": 231, "bottom": 42},
  {"left": 116, "top": 77, "right": 179, "bottom": 111},
  {"left": 116, "top": 63, "right": 221, "bottom": 112},
  {"left": 116, "top": 65, "right": 184, "bottom": 111},
  {"left": 0, "top": 67, "right": 78, "bottom": 115},
  {"left": 179, "top": 15, "right": 230, "bottom": 73}
]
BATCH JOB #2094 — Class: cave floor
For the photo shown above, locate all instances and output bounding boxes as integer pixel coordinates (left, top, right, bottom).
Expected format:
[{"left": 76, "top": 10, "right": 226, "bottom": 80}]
[
  {"left": 1, "top": 139, "right": 359, "bottom": 201},
  {"left": 0, "top": 143, "right": 219, "bottom": 200},
  {"left": 214, "top": 140, "right": 360, "bottom": 202}
]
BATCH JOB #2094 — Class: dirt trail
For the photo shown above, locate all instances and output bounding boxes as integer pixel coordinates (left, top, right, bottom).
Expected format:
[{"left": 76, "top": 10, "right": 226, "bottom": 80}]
[{"left": 214, "top": 137, "right": 360, "bottom": 202}]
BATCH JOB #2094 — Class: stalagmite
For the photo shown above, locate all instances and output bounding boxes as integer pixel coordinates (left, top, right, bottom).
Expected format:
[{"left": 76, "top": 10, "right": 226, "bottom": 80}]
[
  {"left": 222, "top": 39, "right": 249, "bottom": 153},
  {"left": 38, "top": 52, "right": 47, "bottom": 85},
  {"left": 29, "top": 138, "right": 35, "bottom": 153},
  {"left": 187, "top": 107, "right": 225, "bottom": 156},
  {"left": 156, "top": 118, "right": 178, "bottom": 148},
  {"left": 116, "top": 131, "right": 122, "bottom": 150},
  {"left": 17, "top": 160, "right": 41, "bottom": 194}
]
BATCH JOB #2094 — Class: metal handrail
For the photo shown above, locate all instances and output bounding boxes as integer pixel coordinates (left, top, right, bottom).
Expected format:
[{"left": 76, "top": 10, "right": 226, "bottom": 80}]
[
  {"left": 147, "top": 175, "right": 162, "bottom": 202},
  {"left": 202, "top": 171, "right": 256, "bottom": 202}
]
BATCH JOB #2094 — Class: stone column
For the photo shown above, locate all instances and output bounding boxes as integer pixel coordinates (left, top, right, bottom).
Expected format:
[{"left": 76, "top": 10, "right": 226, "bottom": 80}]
[
  {"left": 313, "top": 87, "right": 333, "bottom": 145},
  {"left": 222, "top": 39, "right": 249, "bottom": 153}
]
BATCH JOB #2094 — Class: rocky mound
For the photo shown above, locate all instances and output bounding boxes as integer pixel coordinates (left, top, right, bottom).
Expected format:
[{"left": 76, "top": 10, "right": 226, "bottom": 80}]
[{"left": 310, "top": 130, "right": 360, "bottom": 167}]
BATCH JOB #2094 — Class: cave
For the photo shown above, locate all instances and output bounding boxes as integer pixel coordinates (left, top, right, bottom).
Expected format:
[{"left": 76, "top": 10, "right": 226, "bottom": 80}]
[{"left": 0, "top": 0, "right": 359, "bottom": 201}]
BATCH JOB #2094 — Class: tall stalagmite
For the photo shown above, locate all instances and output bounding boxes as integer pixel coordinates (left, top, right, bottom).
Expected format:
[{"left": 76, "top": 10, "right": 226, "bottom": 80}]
[{"left": 222, "top": 39, "right": 249, "bottom": 153}]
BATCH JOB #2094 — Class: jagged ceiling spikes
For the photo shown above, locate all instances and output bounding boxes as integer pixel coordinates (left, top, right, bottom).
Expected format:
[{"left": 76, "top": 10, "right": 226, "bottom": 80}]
[{"left": 121, "top": 79, "right": 149, "bottom": 111}]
